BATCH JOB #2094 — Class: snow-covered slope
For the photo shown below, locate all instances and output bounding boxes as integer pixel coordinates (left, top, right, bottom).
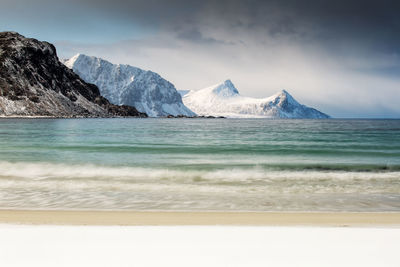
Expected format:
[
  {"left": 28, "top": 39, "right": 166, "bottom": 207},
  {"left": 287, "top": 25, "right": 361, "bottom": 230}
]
[
  {"left": 183, "top": 80, "right": 330, "bottom": 118},
  {"left": 64, "top": 54, "right": 196, "bottom": 117},
  {"left": 0, "top": 32, "right": 145, "bottom": 118}
]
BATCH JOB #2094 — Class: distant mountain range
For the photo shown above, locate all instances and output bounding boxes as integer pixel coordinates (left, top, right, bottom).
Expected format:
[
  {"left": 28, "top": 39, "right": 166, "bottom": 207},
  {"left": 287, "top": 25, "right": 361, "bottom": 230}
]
[
  {"left": 64, "top": 54, "right": 195, "bottom": 117},
  {"left": 181, "top": 80, "right": 330, "bottom": 118},
  {"left": 0, "top": 31, "right": 329, "bottom": 119},
  {"left": 64, "top": 54, "right": 329, "bottom": 119},
  {"left": 0, "top": 32, "right": 146, "bottom": 117}
]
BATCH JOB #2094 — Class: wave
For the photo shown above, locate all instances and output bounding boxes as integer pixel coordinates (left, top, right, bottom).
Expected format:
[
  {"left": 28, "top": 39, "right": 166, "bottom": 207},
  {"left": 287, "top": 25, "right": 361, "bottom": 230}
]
[
  {"left": 29, "top": 144, "right": 400, "bottom": 157},
  {"left": 0, "top": 161, "right": 399, "bottom": 184},
  {"left": 1, "top": 161, "right": 399, "bottom": 211}
]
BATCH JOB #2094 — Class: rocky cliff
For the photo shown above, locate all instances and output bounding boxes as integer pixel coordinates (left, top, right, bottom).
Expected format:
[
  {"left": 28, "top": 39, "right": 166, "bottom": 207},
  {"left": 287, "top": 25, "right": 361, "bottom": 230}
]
[{"left": 0, "top": 32, "right": 146, "bottom": 117}]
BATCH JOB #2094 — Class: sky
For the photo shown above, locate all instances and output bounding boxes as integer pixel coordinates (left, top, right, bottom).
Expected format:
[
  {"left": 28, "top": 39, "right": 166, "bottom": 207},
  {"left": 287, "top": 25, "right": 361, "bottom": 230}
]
[{"left": 1, "top": 0, "right": 400, "bottom": 118}]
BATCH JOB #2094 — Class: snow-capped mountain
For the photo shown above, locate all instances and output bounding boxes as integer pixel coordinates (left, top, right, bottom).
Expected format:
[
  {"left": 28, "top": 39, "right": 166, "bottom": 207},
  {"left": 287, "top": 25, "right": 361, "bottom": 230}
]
[
  {"left": 182, "top": 80, "right": 330, "bottom": 118},
  {"left": 64, "top": 54, "right": 196, "bottom": 117},
  {"left": 0, "top": 32, "right": 145, "bottom": 117}
]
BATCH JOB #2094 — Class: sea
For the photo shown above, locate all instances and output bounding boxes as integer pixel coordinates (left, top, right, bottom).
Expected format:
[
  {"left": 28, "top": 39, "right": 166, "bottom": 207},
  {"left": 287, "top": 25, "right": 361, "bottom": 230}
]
[{"left": 0, "top": 118, "right": 399, "bottom": 212}]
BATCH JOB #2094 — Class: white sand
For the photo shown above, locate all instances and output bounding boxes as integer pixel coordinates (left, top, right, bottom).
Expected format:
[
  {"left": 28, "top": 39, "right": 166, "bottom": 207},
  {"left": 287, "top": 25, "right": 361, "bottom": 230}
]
[
  {"left": 1, "top": 210, "right": 400, "bottom": 226},
  {"left": 0, "top": 225, "right": 399, "bottom": 267}
]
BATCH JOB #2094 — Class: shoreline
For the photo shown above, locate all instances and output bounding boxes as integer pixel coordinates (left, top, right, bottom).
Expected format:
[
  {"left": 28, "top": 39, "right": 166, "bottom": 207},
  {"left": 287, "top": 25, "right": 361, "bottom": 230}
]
[
  {"left": 0, "top": 116, "right": 220, "bottom": 119},
  {"left": 1, "top": 210, "right": 400, "bottom": 226}
]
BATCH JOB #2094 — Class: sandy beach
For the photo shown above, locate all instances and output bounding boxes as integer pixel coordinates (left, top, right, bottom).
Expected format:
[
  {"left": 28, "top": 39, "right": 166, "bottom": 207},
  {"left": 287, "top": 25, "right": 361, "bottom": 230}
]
[{"left": 1, "top": 210, "right": 399, "bottom": 226}]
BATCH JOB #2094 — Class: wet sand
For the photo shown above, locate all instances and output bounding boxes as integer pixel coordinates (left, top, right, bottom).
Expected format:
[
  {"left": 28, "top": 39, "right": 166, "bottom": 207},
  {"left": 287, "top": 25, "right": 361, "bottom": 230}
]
[{"left": 1, "top": 210, "right": 399, "bottom": 226}]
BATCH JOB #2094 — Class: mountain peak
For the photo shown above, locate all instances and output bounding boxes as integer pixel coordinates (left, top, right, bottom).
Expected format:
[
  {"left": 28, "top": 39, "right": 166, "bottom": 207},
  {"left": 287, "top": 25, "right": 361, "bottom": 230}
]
[
  {"left": 64, "top": 53, "right": 82, "bottom": 69},
  {"left": 210, "top": 79, "right": 239, "bottom": 97},
  {"left": 275, "top": 89, "right": 292, "bottom": 98},
  {"left": 224, "top": 79, "right": 233, "bottom": 86},
  {"left": 281, "top": 89, "right": 289, "bottom": 95},
  {"left": 183, "top": 82, "right": 329, "bottom": 118},
  {"left": 64, "top": 53, "right": 196, "bottom": 117},
  {"left": 269, "top": 89, "right": 299, "bottom": 106}
]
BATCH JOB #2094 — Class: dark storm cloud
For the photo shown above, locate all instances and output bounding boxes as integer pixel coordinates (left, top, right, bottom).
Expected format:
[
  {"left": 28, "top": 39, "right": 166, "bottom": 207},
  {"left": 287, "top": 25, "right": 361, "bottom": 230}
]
[
  {"left": 63, "top": 0, "right": 400, "bottom": 49},
  {"left": 6, "top": 0, "right": 400, "bottom": 51},
  {"left": 4, "top": 0, "right": 399, "bottom": 116},
  {"left": 176, "top": 28, "right": 231, "bottom": 44}
]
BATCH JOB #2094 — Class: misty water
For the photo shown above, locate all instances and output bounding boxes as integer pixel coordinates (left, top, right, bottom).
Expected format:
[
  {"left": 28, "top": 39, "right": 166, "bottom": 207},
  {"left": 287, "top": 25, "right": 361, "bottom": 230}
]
[{"left": 0, "top": 118, "right": 399, "bottom": 211}]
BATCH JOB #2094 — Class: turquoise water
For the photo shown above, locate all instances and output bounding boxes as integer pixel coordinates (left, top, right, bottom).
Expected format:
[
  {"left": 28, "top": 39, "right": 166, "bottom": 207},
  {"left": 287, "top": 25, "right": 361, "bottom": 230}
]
[{"left": 0, "top": 118, "right": 399, "bottom": 211}]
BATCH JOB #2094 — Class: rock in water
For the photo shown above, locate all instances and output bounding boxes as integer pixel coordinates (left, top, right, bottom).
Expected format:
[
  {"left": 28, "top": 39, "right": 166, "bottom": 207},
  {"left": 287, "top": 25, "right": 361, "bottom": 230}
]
[
  {"left": 182, "top": 80, "right": 330, "bottom": 118},
  {"left": 0, "top": 32, "right": 146, "bottom": 117},
  {"left": 64, "top": 54, "right": 196, "bottom": 117}
]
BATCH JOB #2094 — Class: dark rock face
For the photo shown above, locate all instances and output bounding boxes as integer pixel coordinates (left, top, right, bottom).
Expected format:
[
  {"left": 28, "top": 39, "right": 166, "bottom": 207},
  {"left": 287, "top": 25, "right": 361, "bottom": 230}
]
[{"left": 0, "top": 32, "right": 147, "bottom": 117}]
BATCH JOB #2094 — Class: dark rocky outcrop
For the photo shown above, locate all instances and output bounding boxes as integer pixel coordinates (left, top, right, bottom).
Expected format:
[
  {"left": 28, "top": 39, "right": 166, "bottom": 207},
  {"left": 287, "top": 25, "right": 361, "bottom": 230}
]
[{"left": 0, "top": 31, "right": 147, "bottom": 117}]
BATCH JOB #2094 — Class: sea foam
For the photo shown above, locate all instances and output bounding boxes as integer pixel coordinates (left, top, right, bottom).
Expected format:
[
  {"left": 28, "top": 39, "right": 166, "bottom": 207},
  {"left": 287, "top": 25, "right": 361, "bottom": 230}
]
[{"left": 0, "top": 161, "right": 399, "bottom": 211}]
